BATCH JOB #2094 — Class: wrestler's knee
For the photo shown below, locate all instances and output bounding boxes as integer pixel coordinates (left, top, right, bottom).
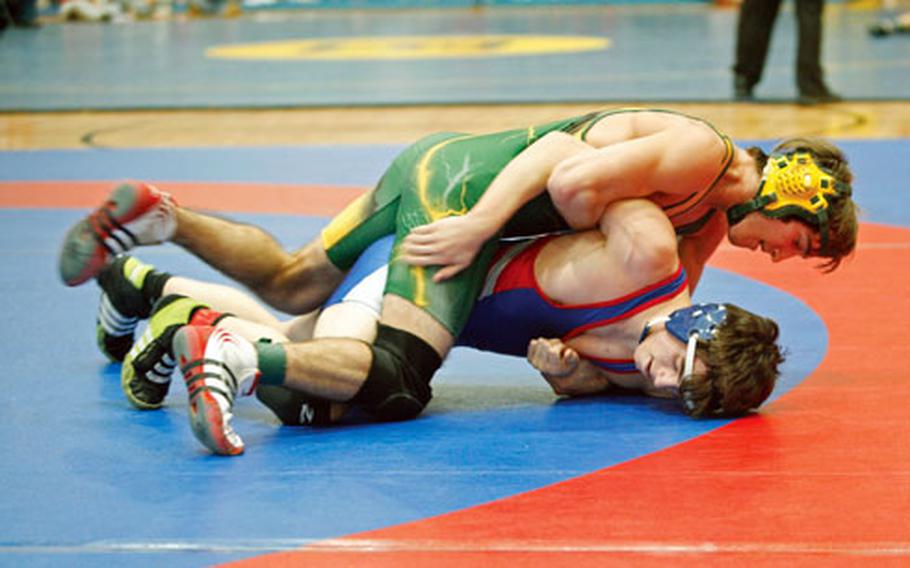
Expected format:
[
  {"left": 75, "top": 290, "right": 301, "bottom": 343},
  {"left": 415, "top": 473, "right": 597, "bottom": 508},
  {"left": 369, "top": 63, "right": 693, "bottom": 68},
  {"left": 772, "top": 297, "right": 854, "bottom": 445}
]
[
  {"left": 258, "top": 243, "right": 344, "bottom": 314},
  {"left": 352, "top": 324, "right": 443, "bottom": 422}
]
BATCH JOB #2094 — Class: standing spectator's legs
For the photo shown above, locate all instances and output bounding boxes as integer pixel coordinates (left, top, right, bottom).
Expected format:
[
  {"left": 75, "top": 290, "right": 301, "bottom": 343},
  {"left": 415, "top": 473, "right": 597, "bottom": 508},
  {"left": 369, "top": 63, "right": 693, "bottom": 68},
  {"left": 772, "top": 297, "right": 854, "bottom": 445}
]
[
  {"left": 795, "top": 0, "right": 840, "bottom": 102},
  {"left": 795, "top": 0, "right": 824, "bottom": 94},
  {"left": 2, "top": 0, "right": 39, "bottom": 28},
  {"left": 0, "top": 1, "right": 12, "bottom": 29},
  {"left": 733, "top": 0, "right": 784, "bottom": 98}
]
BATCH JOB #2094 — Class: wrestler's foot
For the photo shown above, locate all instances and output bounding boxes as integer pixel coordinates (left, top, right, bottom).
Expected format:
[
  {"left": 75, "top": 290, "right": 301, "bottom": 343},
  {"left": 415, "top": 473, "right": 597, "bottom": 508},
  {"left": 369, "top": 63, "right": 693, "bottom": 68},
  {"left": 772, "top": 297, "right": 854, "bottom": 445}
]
[
  {"left": 96, "top": 255, "right": 157, "bottom": 362},
  {"left": 59, "top": 182, "right": 177, "bottom": 287},
  {"left": 121, "top": 294, "right": 222, "bottom": 410},
  {"left": 174, "top": 325, "right": 260, "bottom": 456}
]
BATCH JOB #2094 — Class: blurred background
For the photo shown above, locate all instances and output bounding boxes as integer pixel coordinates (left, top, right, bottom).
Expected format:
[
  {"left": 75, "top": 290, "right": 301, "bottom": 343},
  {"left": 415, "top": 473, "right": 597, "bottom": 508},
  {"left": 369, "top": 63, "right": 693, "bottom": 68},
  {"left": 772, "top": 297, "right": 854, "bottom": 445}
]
[{"left": 1, "top": 0, "right": 908, "bottom": 147}]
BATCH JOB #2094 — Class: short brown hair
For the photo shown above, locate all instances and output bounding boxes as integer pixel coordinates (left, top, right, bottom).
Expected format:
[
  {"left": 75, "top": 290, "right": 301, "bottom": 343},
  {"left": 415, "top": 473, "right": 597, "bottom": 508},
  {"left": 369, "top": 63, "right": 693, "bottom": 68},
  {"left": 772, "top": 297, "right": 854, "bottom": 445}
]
[
  {"left": 748, "top": 138, "right": 859, "bottom": 272},
  {"left": 680, "top": 304, "right": 784, "bottom": 418}
]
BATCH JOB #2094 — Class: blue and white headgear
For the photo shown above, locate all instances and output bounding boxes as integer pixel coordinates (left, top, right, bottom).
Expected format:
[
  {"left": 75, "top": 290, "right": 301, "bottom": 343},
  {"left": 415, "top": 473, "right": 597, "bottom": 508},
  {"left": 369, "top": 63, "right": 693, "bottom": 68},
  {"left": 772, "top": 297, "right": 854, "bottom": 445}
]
[{"left": 640, "top": 303, "right": 729, "bottom": 409}]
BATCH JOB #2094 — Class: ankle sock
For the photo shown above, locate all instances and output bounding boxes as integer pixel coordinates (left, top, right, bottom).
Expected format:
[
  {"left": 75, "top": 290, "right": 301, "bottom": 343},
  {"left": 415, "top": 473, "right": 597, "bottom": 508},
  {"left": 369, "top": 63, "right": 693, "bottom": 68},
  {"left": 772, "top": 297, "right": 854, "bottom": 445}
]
[
  {"left": 255, "top": 340, "right": 287, "bottom": 386},
  {"left": 141, "top": 269, "right": 172, "bottom": 306}
]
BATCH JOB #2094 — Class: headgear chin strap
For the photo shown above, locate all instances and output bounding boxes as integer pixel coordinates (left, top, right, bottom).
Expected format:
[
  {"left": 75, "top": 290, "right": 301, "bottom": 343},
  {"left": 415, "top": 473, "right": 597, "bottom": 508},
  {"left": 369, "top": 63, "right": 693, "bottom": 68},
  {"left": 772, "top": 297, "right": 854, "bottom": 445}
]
[{"left": 726, "top": 151, "right": 851, "bottom": 255}]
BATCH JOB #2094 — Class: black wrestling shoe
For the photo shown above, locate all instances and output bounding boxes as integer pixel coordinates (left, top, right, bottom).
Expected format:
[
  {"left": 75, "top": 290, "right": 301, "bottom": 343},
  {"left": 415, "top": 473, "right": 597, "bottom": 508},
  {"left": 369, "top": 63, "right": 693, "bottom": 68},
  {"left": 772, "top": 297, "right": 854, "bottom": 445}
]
[
  {"left": 121, "top": 295, "right": 221, "bottom": 410},
  {"left": 96, "top": 255, "right": 157, "bottom": 362}
]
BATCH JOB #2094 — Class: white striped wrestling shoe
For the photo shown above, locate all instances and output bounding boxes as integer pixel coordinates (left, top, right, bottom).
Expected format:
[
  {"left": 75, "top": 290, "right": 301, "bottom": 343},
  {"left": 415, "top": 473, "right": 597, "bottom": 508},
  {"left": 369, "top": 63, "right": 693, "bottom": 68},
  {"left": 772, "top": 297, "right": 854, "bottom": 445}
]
[{"left": 174, "top": 325, "right": 260, "bottom": 456}]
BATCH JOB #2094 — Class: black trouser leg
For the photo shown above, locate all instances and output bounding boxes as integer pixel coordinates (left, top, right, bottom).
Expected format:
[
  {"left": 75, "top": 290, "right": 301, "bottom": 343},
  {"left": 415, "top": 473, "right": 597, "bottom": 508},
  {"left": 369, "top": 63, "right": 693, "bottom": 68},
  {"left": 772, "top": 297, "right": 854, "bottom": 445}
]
[
  {"left": 796, "top": 0, "right": 826, "bottom": 94},
  {"left": 733, "top": 0, "right": 784, "bottom": 87}
]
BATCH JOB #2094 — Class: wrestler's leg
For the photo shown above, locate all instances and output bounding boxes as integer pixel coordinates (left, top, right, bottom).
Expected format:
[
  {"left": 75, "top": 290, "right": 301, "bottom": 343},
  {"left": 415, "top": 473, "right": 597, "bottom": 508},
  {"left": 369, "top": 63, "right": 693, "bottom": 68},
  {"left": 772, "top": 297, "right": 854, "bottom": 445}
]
[
  {"left": 95, "top": 254, "right": 307, "bottom": 363},
  {"left": 253, "top": 303, "right": 377, "bottom": 428},
  {"left": 274, "top": 294, "right": 452, "bottom": 401},
  {"left": 58, "top": 180, "right": 343, "bottom": 312},
  {"left": 184, "top": 132, "right": 464, "bottom": 313},
  {"left": 164, "top": 275, "right": 286, "bottom": 330},
  {"left": 62, "top": 133, "right": 453, "bottom": 313},
  {"left": 118, "top": 272, "right": 374, "bottom": 416},
  {"left": 174, "top": 293, "right": 452, "bottom": 454},
  {"left": 255, "top": 236, "right": 392, "bottom": 426},
  {"left": 173, "top": 209, "right": 343, "bottom": 315},
  {"left": 95, "top": 180, "right": 401, "bottom": 365},
  {"left": 107, "top": 254, "right": 328, "bottom": 411},
  {"left": 248, "top": 293, "right": 443, "bottom": 406},
  {"left": 117, "top": 233, "right": 393, "bottom": 418}
]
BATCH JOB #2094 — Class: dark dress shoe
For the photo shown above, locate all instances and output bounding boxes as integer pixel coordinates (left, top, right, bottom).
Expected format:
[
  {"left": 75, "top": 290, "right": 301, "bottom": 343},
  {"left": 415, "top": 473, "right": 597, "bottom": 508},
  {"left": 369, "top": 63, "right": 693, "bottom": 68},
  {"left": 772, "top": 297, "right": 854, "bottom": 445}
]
[
  {"left": 14, "top": 19, "right": 41, "bottom": 28},
  {"left": 797, "top": 89, "right": 843, "bottom": 105},
  {"left": 734, "top": 75, "right": 755, "bottom": 101}
]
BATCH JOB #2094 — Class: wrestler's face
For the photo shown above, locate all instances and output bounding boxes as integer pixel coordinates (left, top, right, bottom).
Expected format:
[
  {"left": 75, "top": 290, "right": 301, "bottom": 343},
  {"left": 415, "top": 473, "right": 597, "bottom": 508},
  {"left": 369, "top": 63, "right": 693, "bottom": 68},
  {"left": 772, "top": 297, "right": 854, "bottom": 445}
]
[
  {"left": 634, "top": 323, "right": 707, "bottom": 399},
  {"left": 728, "top": 213, "right": 819, "bottom": 262}
]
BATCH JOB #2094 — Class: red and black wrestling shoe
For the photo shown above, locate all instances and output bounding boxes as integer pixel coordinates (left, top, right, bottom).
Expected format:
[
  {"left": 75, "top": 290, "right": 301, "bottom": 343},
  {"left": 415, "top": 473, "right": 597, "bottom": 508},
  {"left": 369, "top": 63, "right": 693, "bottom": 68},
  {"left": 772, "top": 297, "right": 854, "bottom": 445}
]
[{"left": 58, "top": 182, "right": 176, "bottom": 286}]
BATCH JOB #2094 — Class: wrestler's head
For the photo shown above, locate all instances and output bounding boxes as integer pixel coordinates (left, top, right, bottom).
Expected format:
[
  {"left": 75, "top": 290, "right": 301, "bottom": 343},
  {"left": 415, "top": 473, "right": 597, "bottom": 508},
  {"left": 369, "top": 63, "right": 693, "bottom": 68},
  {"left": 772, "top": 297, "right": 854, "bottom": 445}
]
[
  {"left": 727, "top": 138, "right": 857, "bottom": 272},
  {"left": 634, "top": 303, "right": 784, "bottom": 418}
]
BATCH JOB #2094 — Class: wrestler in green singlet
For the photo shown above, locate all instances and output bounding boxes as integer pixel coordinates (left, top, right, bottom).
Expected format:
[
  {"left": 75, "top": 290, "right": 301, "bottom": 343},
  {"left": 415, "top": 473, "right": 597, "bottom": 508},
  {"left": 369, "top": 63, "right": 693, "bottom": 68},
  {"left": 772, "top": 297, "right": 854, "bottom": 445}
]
[{"left": 320, "top": 109, "right": 732, "bottom": 336}]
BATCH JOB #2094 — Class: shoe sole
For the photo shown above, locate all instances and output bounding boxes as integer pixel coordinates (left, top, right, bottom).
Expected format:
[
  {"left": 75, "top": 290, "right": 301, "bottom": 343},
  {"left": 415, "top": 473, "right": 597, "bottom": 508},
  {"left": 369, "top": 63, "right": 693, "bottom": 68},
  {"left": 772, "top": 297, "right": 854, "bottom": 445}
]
[
  {"left": 174, "top": 326, "right": 244, "bottom": 456},
  {"left": 120, "top": 303, "right": 171, "bottom": 410},
  {"left": 97, "top": 322, "right": 133, "bottom": 363},
  {"left": 120, "top": 361, "right": 165, "bottom": 411},
  {"left": 58, "top": 183, "right": 157, "bottom": 287}
]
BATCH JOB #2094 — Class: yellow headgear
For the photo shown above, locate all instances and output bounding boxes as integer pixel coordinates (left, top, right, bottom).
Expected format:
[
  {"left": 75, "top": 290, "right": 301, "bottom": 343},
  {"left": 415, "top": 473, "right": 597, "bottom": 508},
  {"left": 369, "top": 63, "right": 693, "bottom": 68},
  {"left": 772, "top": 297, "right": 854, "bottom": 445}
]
[{"left": 726, "top": 151, "right": 851, "bottom": 254}]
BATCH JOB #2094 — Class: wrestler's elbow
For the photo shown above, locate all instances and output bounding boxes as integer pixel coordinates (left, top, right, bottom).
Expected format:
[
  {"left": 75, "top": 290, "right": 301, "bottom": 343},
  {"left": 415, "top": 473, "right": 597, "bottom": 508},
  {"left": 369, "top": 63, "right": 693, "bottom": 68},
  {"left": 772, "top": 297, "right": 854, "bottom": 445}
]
[
  {"left": 548, "top": 173, "right": 602, "bottom": 229},
  {"left": 550, "top": 380, "right": 602, "bottom": 398},
  {"left": 547, "top": 377, "right": 574, "bottom": 397},
  {"left": 632, "top": 234, "right": 679, "bottom": 277},
  {"left": 547, "top": 159, "right": 585, "bottom": 203},
  {"left": 544, "top": 369, "right": 593, "bottom": 396}
]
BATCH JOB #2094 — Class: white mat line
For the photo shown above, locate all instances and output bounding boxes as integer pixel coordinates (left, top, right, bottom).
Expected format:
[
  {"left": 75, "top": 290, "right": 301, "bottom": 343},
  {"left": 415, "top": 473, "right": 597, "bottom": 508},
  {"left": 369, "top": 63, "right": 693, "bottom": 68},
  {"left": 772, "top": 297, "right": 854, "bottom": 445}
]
[{"left": 4, "top": 539, "right": 910, "bottom": 555}]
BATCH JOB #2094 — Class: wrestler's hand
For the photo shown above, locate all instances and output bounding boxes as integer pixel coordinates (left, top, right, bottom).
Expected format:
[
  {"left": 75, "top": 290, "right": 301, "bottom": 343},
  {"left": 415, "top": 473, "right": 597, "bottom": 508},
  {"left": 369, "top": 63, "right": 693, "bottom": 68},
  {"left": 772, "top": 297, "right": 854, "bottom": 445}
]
[
  {"left": 527, "top": 337, "right": 580, "bottom": 379},
  {"left": 399, "top": 215, "right": 496, "bottom": 282}
]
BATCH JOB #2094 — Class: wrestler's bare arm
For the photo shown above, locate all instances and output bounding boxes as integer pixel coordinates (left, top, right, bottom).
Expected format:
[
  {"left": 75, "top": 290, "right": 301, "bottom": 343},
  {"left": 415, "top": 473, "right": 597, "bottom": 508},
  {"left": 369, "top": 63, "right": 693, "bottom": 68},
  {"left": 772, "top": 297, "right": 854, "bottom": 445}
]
[
  {"left": 677, "top": 212, "right": 728, "bottom": 293},
  {"left": 547, "top": 126, "right": 725, "bottom": 228},
  {"left": 527, "top": 201, "right": 680, "bottom": 398}
]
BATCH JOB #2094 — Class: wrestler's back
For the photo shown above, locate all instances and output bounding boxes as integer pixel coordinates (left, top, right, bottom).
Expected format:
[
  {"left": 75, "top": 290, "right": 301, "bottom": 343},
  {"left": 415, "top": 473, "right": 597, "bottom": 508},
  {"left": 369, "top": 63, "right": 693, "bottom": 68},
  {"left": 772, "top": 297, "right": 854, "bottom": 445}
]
[{"left": 581, "top": 109, "right": 736, "bottom": 233}]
